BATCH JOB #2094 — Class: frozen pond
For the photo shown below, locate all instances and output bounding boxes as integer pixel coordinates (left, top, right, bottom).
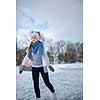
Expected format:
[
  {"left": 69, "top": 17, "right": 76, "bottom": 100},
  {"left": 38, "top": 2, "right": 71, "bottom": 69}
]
[{"left": 16, "top": 63, "right": 83, "bottom": 100}]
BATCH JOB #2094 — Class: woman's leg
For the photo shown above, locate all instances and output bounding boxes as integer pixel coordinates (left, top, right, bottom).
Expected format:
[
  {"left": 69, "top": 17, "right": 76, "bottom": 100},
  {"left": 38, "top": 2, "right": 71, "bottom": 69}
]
[
  {"left": 40, "top": 67, "right": 55, "bottom": 93},
  {"left": 32, "top": 67, "right": 40, "bottom": 98}
]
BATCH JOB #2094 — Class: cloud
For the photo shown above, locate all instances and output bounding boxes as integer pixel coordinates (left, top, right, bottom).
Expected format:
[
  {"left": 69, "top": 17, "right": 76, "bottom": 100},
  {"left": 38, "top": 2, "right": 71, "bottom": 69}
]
[
  {"left": 16, "top": 0, "right": 83, "bottom": 42},
  {"left": 16, "top": 7, "right": 48, "bottom": 32}
]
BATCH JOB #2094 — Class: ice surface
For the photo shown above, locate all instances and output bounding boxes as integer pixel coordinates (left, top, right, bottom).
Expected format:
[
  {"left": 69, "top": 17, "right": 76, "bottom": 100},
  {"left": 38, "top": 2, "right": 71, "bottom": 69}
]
[{"left": 16, "top": 63, "right": 83, "bottom": 100}]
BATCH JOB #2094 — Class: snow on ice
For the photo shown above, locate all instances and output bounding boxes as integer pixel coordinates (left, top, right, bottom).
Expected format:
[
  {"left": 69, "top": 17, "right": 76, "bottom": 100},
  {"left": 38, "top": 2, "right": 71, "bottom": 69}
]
[{"left": 16, "top": 63, "right": 83, "bottom": 100}]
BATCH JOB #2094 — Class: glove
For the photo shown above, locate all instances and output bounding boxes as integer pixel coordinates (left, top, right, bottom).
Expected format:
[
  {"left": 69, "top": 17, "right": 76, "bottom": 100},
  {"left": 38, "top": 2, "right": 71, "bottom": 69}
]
[
  {"left": 19, "top": 65, "right": 24, "bottom": 74},
  {"left": 19, "top": 70, "right": 23, "bottom": 74},
  {"left": 48, "top": 65, "right": 55, "bottom": 72}
]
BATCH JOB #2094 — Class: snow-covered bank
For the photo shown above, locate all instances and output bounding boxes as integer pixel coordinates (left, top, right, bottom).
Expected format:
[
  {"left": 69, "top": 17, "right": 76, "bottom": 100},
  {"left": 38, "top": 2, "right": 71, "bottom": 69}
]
[
  {"left": 16, "top": 63, "right": 83, "bottom": 100},
  {"left": 51, "top": 63, "right": 83, "bottom": 73}
]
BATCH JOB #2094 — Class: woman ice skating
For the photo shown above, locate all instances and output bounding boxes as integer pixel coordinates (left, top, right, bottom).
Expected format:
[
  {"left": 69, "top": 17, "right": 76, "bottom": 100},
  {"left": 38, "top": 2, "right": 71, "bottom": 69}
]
[{"left": 28, "top": 31, "right": 57, "bottom": 100}]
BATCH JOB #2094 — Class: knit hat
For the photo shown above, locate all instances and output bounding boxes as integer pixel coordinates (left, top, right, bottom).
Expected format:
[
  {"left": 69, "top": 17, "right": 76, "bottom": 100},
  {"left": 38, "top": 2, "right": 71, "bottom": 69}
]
[{"left": 31, "top": 31, "right": 40, "bottom": 40}]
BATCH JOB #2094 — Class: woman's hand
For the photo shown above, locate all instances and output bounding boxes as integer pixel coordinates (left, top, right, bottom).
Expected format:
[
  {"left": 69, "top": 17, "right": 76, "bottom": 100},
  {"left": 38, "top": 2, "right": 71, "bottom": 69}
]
[
  {"left": 48, "top": 65, "right": 55, "bottom": 72},
  {"left": 19, "top": 65, "right": 24, "bottom": 74}
]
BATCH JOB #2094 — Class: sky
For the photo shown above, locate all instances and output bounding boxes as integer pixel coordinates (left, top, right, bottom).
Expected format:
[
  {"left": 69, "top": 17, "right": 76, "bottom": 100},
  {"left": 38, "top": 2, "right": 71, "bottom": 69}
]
[{"left": 16, "top": 0, "right": 83, "bottom": 42}]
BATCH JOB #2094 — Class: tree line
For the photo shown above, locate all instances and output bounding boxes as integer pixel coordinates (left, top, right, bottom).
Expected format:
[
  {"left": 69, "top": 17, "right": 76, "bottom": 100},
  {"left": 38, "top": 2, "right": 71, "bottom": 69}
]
[{"left": 16, "top": 39, "right": 83, "bottom": 66}]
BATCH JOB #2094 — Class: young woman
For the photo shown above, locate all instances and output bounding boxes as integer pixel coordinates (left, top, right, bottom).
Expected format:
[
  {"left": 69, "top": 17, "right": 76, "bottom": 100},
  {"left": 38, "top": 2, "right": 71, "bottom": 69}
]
[{"left": 28, "top": 31, "right": 57, "bottom": 100}]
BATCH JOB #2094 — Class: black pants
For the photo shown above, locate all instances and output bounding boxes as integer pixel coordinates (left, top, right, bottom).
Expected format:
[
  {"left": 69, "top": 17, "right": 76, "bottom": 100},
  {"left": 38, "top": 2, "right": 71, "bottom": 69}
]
[{"left": 32, "top": 67, "right": 55, "bottom": 98}]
